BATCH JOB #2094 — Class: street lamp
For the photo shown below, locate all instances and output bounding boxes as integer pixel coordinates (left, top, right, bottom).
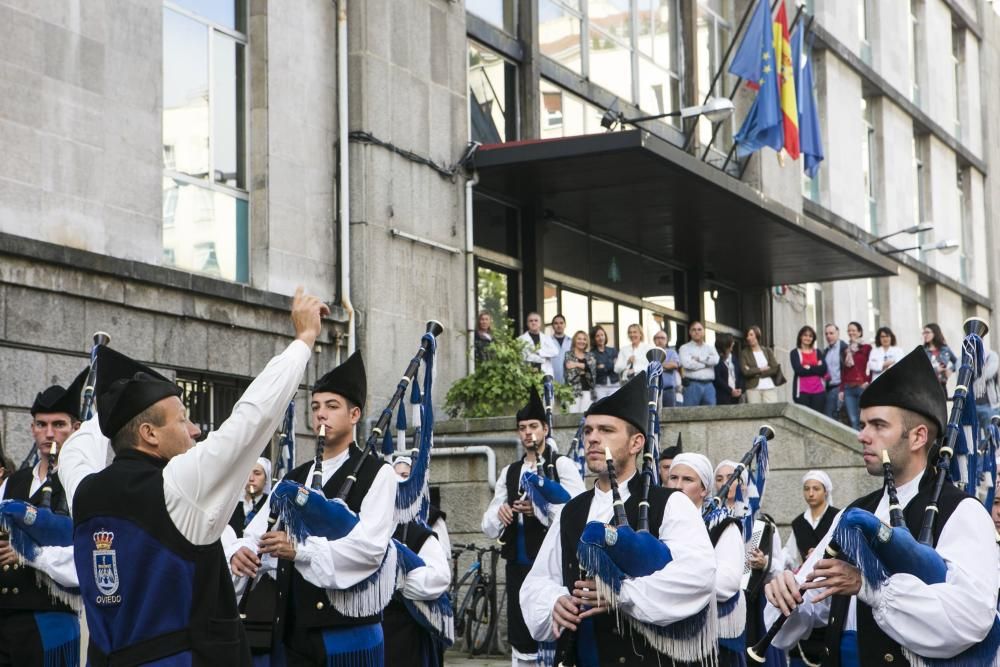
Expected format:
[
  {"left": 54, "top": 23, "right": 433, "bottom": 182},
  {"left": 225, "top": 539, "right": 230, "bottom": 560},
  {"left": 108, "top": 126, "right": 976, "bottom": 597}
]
[
  {"left": 868, "top": 222, "right": 935, "bottom": 245},
  {"left": 882, "top": 239, "right": 960, "bottom": 256},
  {"left": 600, "top": 97, "right": 735, "bottom": 131}
]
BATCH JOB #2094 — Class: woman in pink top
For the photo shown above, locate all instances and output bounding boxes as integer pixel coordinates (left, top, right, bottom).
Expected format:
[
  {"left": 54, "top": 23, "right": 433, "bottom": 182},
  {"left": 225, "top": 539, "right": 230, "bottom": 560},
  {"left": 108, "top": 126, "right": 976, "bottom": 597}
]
[{"left": 789, "top": 325, "right": 828, "bottom": 414}]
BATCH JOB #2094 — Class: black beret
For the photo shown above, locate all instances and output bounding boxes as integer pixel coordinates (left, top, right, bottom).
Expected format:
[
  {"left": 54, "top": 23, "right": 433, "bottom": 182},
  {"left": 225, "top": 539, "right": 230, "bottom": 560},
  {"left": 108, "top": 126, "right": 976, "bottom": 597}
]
[
  {"left": 585, "top": 371, "right": 648, "bottom": 437},
  {"left": 516, "top": 386, "right": 546, "bottom": 424},
  {"left": 95, "top": 347, "right": 182, "bottom": 439},
  {"left": 313, "top": 350, "right": 367, "bottom": 410},
  {"left": 859, "top": 345, "right": 947, "bottom": 433},
  {"left": 30, "top": 367, "right": 88, "bottom": 420}
]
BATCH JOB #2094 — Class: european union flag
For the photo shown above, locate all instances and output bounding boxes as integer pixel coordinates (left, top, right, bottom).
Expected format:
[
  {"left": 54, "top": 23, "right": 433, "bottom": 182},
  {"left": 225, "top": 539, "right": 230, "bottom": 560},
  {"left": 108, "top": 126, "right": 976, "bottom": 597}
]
[
  {"left": 729, "top": 0, "right": 772, "bottom": 83},
  {"left": 792, "top": 24, "right": 824, "bottom": 178},
  {"left": 733, "top": 0, "right": 782, "bottom": 157}
]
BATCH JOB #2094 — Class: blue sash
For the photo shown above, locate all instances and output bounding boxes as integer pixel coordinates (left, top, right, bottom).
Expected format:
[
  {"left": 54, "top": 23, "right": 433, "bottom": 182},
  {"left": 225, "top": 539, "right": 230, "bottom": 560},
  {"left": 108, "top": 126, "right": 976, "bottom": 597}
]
[
  {"left": 321, "top": 623, "right": 384, "bottom": 667},
  {"left": 33, "top": 611, "right": 80, "bottom": 667},
  {"left": 840, "top": 630, "right": 859, "bottom": 667}
]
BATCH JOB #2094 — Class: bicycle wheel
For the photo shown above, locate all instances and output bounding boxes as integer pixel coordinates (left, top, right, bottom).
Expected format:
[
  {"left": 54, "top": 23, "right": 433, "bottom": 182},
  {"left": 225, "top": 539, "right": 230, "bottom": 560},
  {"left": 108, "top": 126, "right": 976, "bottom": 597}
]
[{"left": 465, "top": 585, "right": 496, "bottom": 656}]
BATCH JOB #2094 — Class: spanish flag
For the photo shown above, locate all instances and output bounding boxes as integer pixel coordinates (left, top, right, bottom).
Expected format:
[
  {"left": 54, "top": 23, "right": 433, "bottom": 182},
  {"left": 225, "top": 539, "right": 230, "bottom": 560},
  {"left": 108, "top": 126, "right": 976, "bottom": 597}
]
[{"left": 773, "top": 3, "right": 799, "bottom": 159}]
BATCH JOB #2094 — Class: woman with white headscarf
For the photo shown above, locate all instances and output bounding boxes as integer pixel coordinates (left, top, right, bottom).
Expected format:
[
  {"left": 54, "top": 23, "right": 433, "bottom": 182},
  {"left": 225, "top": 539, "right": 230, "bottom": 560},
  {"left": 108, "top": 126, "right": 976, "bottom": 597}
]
[
  {"left": 228, "top": 457, "right": 272, "bottom": 538},
  {"left": 668, "top": 453, "right": 747, "bottom": 666},
  {"left": 781, "top": 470, "right": 838, "bottom": 667}
]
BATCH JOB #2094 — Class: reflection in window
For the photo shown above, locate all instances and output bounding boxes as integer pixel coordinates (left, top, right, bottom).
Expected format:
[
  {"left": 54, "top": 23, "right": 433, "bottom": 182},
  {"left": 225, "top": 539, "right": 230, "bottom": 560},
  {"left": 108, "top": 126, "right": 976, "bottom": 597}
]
[
  {"left": 478, "top": 264, "right": 515, "bottom": 328},
  {"left": 469, "top": 42, "right": 518, "bottom": 144},
  {"left": 539, "top": 0, "right": 584, "bottom": 75},
  {"left": 466, "top": 0, "right": 517, "bottom": 34},
  {"left": 696, "top": 0, "right": 734, "bottom": 153},
  {"left": 540, "top": 79, "right": 605, "bottom": 138},
  {"left": 561, "top": 289, "right": 590, "bottom": 341},
  {"left": 162, "top": 178, "right": 249, "bottom": 282},
  {"left": 544, "top": 281, "right": 559, "bottom": 329},
  {"left": 618, "top": 305, "right": 640, "bottom": 350},
  {"left": 589, "top": 25, "right": 633, "bottom": 102},
  {"left": 163, "top": 1, "right": 248, "bottom": 282},
  {"left": 473, "top": 193, "right": 520, "bottom": 257},
  {"left": 592, "top": 298, "right": 616, "bottom": 347}
]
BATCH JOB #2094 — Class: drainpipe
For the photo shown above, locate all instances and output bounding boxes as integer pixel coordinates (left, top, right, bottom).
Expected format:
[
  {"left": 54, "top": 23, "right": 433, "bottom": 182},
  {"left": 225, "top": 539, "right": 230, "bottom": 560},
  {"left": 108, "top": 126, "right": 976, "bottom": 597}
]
[
  {"left": 465, "top": 172, "right": 478, "bottom": 374},
  {"left": 337, "top": 0, "right": 355, "bottom": 353}
]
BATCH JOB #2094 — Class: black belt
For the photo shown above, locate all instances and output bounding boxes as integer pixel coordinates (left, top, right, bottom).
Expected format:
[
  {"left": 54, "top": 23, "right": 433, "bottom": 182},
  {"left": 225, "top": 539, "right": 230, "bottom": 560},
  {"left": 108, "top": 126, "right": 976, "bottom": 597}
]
[
  {"left": 89, "top": 629, "right": 192, "bottom": 667},
  {"left": 827, "top": 383, "right": 840, "bottom": 388},
  {"left": 687, "top": 378, "right": 712, "bottom": 383}
]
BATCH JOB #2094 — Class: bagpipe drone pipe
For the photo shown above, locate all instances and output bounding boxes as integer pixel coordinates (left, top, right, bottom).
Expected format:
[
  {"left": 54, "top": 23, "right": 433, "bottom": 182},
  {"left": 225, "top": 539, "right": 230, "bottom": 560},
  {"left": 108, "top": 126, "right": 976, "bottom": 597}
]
[
  {"left": 264, "top": 321, "right": 444, "bottom": 618},
  {"left": 703, "top": 426, "right": 775, "bottom": 537},
  {"left": 554, "top": 448, "right": 716, "bottom": 667}
]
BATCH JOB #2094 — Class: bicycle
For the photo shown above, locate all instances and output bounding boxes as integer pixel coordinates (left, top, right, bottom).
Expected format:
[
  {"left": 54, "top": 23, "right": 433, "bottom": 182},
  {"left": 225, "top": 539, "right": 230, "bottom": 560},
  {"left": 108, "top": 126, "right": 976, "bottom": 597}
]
[{"left": 450, "top": 543, "right": 501, "bottom": 656}]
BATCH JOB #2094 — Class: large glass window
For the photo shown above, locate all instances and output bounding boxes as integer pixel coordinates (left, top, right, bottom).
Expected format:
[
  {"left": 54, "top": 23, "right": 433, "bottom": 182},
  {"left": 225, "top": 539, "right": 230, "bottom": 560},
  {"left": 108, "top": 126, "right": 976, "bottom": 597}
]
[
  {"left": 696, "top": 0, "right": 735, "bottom": 152},
  {"left": 913, "top": 137, "right": 929, "bottom": 259},
  {"left": 858, "top": 0, "right": 871, "bottom": 64},
  {"left": 477, "top": 263, "right": 519, "bottom": 329},
  {"left": 539, "top": 0, "right": 584, "bottom": 74},
  {"left": 952, "top": 27, "right": 963, "bottom": 140},
  {"left": 861, "top": 97, "right": 877, "bottom": 234},
  {"left": 469, "top": 41, "right": 518, "bottom": 143},
  {"left": 163, "top": 1, "right": 248, "bottom": 282},
  {"left": 958, "top": 170, "right": 972, "bottom": 283},
  {"left": 466, "top": 0, "right": 517, "bottom": 34},
  {"left": 473, "top": 193, "right": 520, "bottom": 258},
  {"left": 909, "top": 0, "right": 922, "bottom": 106},
  {"left": 540, "top": 79, "right": 606, "bottom": 138}
]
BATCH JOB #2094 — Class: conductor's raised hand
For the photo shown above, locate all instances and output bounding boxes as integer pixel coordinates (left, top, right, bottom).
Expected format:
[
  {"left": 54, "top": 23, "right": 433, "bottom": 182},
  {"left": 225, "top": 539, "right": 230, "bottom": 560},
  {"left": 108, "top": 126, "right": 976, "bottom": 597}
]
[{"left": 291, "top": 287, "right": 331, "bottom": 348}]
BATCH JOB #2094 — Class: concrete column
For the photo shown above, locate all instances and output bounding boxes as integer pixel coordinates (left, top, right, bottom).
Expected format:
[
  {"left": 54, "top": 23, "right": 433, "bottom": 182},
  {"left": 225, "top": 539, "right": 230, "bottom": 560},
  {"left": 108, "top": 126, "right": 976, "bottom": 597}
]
[{"left": 518, "top": 0, "right": 541, "bottom": 140}]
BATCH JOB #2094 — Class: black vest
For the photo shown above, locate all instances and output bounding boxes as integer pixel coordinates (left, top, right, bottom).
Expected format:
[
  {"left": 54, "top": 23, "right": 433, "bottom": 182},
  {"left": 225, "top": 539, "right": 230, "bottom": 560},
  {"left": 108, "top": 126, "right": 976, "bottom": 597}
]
[
  {"left": 72, "top": 449, "right": 250, "bottom": 666},
  {"left": 500, "top": 452, "right": 563, "bottom": 562},
  {"left": 791, "top": 505, "right": 839, "bottom": 562},
  {"left": 276, "top": 445, "right": 386, "bottom": 640},
  {"left": 823, "top": 475, "right": 967, "bottom": 667},
  {"left": 0, "top": 467, "right": 73, "bottom": 614},
  {"left": 383, "top": 522, "right": 437, "bottom": 665},
  {"left": 228, "top": 494, "right": 268, "bottom": 539},
  {"left": 557, "top": 475, "right": 674, "bottom": 667}
]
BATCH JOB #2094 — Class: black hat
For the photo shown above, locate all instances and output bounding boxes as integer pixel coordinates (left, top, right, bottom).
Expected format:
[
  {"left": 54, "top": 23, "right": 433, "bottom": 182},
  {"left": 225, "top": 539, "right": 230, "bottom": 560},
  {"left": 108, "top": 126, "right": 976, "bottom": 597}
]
[
  {"left": 585, "top": 371, "right": 648, "bottom": 437},
  {"left": 660, "top": 432, "right": 683, "bottom": 461},
  {"left": 95, "top": 347, "right": 183, "bottom": 439},
  {"left": 859, "top": 345, "right": 947, "bottom": 432},
  {"left": 313, "top": 350, "right": 367, "bottom": 410},
  {"left": 30, "top": 368, "right": 88, "bottom": 420},
  {"left": 516, "top": 386, "right": 546, "bottom": 424}
]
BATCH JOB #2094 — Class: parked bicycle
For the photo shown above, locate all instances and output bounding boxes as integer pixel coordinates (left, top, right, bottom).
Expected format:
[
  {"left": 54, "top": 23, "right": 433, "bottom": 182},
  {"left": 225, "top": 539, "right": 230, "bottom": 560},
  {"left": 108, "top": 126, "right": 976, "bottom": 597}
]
[{"left": 450, "top": 543, "right": 501, "bottom": 656}]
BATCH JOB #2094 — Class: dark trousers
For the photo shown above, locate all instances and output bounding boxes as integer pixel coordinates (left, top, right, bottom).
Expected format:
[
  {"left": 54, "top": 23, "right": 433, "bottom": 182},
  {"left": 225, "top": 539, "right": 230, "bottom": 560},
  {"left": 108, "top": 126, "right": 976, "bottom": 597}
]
[
  {"left": 505, "top": 561, "right": 537, "bottom": 655},
  {"left": 0, "top": 610, "right": 61, "bottom": 666},
  {"left": 794, "top": 391, "right": 825, "bottom": 414}
]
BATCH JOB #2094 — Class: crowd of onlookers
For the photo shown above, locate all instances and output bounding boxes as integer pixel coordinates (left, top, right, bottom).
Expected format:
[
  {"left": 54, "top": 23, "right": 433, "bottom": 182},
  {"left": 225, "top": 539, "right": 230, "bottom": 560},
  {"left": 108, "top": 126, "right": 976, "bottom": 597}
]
[{"left": 475, "top": 310, "right": 1000, "bottom": 431}]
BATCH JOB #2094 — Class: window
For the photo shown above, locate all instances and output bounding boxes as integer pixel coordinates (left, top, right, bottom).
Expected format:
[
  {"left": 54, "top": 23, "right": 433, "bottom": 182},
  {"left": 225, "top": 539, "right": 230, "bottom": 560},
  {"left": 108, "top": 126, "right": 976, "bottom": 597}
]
[
  {"left": 858, "top": 0, "right": 871, "bottom": 64},
  {"left": 861, "top": 97, "right": 877, "bottom": 234},
  {"left": 469, "top": 41, "right": 518, "bottom": 143},
  {"left": 539, "top": 0, "right": 584, "bottom": 75},
  {"left": 958, "top": 169, "right": 972, "bottom": 283},
  {"left": 466, "top": 0, "right": 517, "bottom": 34},
  {"left": 477, "top": 263, "right": 520, "bottom": 330},
  {"left": 952, "top": 27, "right": 963, "bottom": 140},
  {"left": 866, "top": 278, "right": 881, "bottom": 334},
  {"left": 637, "top": 0, "right": 682, "bottom": 123},
  {"left": 913, "top": 137, "right": 930, "bottom": 259},
  {"left": 909, "top": 0, "right": 922, "bottom": 106},
  {"left": 539, "top": 79, "right": 606, "bottom": 138},
  {"left": 176, "top": 371, "right": 250, "bottom": 437},
  {"left": 163, "top": 1, "right": 249, "bottom": 282},
  {"left": 696, "top": 0, "right": 735, "bottom": 153}
]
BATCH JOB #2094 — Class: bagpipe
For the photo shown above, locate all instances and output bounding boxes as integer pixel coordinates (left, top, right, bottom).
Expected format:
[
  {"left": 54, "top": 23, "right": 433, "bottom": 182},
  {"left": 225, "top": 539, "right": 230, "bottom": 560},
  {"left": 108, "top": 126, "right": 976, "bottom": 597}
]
[
  {"left": 265, "top": 321, "right": 448, "bottom": 623},
  {"left": 640, "top": 349, "right": 667, "bottom": 531},
  {"left": 703, "top": 426, "right": 774, "bottom": 536},
  {"left": 555, "top": 448, "right": 715, "bottom": 666}
]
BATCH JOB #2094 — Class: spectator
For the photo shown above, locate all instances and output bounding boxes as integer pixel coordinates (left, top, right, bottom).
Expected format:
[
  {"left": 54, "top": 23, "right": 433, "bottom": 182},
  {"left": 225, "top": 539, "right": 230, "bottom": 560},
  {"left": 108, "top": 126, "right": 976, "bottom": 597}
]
[
  {"left": 564, "top": 330, "right": 597, "bottom": 413},
  {"left": 790, "top": 325, "right": 827, "bottom": 413},
  {"left": 518, "top": 311, "right": 561, "bottom": 376},
  {"left": 652, "top": 329, "right": 681, "bottom": 407},
  {"left": 841, "top": 321, "right": 871, "bottom": 429},
  {"left": 474, "top": 310, "right": 494, "bottom": 364},
  {"left": 590, "top": 325, "right": 619, "bottom": 400},
  {"left": 549, "top": 314, "right": 572, "bottom": 383},
  {"left": 614, "top": 323, "right": 652, "bottom": 383},
  {"left": 867, "top": 326, "right": 904, "bottom": 382},
  {"left": 740, "top": 325, "right": 781, "bottom": 404},
  {"left": 822, "top": 323, "right": 848, "bottom": 421},
  {"left": 713, "top": 333, "right": 744, "bottom": 405},
  {"left": 922, "top": 322, "right": 956, "bottom": 393},
  {"left": 679, "top": 321, "right": 720, "bottom": 406},
  {"left": 974, "top": 344, "right": 999, "bottom": 431},
  {"left": 658, "top": 439, "right": 683, "bottom": 485}
]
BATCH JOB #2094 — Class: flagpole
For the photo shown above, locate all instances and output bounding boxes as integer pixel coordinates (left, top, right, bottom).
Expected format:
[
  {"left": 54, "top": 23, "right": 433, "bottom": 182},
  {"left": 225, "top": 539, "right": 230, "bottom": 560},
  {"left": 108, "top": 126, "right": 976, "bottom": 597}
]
[{"left": 680, "top": 0, "right": 762, "bottom": 151}]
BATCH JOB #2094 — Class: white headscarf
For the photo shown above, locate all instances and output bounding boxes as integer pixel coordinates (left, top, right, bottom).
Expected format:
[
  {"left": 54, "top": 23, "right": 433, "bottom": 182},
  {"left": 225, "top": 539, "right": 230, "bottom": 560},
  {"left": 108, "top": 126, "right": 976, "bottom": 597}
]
[
  {"left": 670, "top": 453, "right": 714, "bottom": 494},
  {"left": 255, "top": 457, "right": 273, "bottom": 495},
  {"left": 802, "top": 469, "right": 833, "bottom": 506},
  {"left": 714, "top": 459, "right": 749, "bottom": 488}
]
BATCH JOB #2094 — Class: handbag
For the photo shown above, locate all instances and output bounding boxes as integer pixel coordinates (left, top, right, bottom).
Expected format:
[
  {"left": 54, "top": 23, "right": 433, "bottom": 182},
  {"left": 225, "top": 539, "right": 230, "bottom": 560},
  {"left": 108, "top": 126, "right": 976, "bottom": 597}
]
[{"left": 773, "top": 364, "right": 787, "bottom": 387}]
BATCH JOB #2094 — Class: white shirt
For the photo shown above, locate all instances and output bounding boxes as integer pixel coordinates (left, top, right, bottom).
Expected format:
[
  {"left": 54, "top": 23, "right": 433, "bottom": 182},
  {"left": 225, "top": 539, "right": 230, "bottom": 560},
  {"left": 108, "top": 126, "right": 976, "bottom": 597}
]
[
  {"left": 613, "top": 343, "right": 653, "bottom": 381},
  {"left": 679, "top": 341, "right": 720, "bottom": 381},
  {"left": 550, "top": 334, "right": 573, "bottom": 384},
  {"left": 399, "top": 529, "right": 451, "bottom": 602},
  {"left": 431, "top": 516, "right": 451, "bottom": 561},
  {"left": 753, "top": 350, "right": 775, "bottom": 391},
  {"left": 60, "top": 339, "right": 312, "bottom": 546},
  {"left": 715, "top": 522, "right": 744, "bottom": 603},
  {"left": 518, "top": 332, "right": 562, "bottom": 377},
  {"left": 481, "top": 456, "right": 587, "bottom": 538},
  {"left": 782, "top": 506, "right": 829, "bottom": 572},
  {"left": 520, "top": 475, "right": 716, "bottom": 642},
  {"left": 236, "top": 448, "right": 398, "bottom": 592},
  {"left": 764, "top": 474, "right": 1000, "bottom": 659},
  {"left": 868, "top": 346, "right": 905, "bottom": 380}
]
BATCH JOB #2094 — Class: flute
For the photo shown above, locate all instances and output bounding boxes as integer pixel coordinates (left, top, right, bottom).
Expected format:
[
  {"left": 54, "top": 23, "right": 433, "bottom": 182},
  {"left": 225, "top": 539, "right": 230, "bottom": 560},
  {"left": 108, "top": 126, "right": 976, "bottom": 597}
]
[{"left": 310, "top": 425, "right": 327, "bottom": 491}]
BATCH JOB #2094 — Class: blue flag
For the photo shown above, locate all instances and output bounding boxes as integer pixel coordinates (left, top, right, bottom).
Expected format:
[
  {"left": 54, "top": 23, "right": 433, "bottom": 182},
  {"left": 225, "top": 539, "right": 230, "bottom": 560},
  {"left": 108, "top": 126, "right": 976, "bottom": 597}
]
[
  {"left": 733, "top": 2, "right": 782, "bottom": 158},
  {"left": 729, "top": 0, "right": 772, "bottom": 83},
  {"left": 792, "top": 24, "right": 824, "bottom": 178}
]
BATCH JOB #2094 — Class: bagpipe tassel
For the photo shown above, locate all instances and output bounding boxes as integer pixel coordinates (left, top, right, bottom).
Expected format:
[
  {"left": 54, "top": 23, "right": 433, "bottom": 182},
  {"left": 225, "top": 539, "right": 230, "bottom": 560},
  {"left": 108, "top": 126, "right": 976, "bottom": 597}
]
[
  {"left": 35, "top": 611, "right": 81, "bottom": 667},
  {"left": 32, "top": 570, "right": 82, "bottom": 613},
  {"left": 521, "top": 471, "right": 571, "bottom": 520},
  {"left": 0, "top": 500, "right": 73, "bottom": 561},
  {"left": 269, "top": 481, "right": 360, "bottom": 542},
  {"left": 395, "top": 333, "right": 437, "bottom": 525},
  {"left": 394, "top": 540, "right": 455, "bottom": 645},
  {"left": 320, "top": 624, "right": 385, "bottom": 667},
  {"left": 716, "top": 590, "right": 746, "bottom": 641},
  {"left": 535, "top": 641, "right": 556, "bottom": 667},
  {"left": 381, "top": 420, "right": 395, "bottom": 459},
  {"left": 326, "top": 541, "right": 398, "bottom": 618},
  {"left": 624, "top": 601, "right": 719, "bottom": 666},
  {"left": 396, "top": 397, "right": 408, "bottom": 452}
]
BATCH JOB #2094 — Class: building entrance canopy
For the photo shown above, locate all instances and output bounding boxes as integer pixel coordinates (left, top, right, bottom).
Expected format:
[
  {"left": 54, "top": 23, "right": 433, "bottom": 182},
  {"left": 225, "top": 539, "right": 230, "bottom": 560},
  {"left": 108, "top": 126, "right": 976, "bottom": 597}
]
[{"left": 472, "top": 130, "right": 896, "bottom": 288}]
